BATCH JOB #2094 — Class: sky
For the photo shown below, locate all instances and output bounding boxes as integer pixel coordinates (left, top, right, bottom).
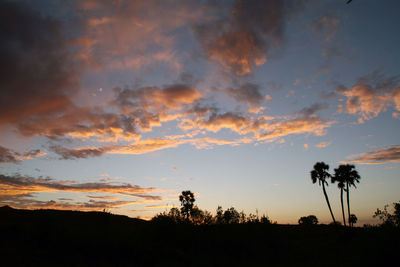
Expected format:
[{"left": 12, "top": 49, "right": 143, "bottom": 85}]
[{"left": 0, "top": 0, "right": 399, "bottom": 225}]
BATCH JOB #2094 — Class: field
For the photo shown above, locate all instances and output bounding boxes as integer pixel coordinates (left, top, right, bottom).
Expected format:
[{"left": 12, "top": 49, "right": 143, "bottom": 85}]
[{"left": 1, "top": 206, "right": 398, "bottom": 266}]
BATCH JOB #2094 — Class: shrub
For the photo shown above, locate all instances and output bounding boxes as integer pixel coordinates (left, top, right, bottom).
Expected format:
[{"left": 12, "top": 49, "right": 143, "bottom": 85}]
[{"left": 298, "top": 215, "right": 318, "bottom": 225}]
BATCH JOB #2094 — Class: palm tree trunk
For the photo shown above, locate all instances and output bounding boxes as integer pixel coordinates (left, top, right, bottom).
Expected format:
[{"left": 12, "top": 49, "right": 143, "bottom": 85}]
[
  {"left": 322, "top": 183, "right": 336, "bottom": 224},
  {"left": 346, "top": 182, "right": 351, "bottom": 227},
  {"left": 341, "top": 188, "right": 346, "bottom": 226}
]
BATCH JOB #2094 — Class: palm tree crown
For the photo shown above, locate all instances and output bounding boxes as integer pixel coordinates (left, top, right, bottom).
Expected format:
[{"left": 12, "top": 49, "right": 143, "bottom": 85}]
[{"left": 310, "top": 162, "right": 331, "bottom": 185}]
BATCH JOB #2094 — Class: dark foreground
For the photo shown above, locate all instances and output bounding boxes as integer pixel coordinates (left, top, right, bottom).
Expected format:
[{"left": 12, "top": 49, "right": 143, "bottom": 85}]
[{"left": 0, "top": 206, "right": 398, "bottom": 266}]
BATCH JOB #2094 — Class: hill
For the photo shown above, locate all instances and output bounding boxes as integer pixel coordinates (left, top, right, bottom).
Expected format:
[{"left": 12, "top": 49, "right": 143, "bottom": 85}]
[{"left": 0, "top": 206, "right": 398, "bottom": 266}]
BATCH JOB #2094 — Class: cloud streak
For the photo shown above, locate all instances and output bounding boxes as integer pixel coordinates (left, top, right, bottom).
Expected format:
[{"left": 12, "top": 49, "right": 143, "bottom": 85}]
[
  {"left": 344, "top": 145, "right": 400, "bottom": 165},
  {"left": 0, "top": 146, "right": 46, "bottom": 164},
  {"left": 0, "top": 175, "right": 159, "bottom": 197}
]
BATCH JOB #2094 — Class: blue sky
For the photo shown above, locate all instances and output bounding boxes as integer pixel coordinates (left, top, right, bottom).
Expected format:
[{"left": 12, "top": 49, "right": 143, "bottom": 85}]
[{"left": 0, "top": 0, "right": 399, "bottom": 224}]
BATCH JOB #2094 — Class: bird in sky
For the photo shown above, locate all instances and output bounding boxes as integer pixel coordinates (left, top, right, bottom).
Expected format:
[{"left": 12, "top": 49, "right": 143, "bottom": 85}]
[{"left": 347, "top": 0, "right": 352, "bottom": 4}]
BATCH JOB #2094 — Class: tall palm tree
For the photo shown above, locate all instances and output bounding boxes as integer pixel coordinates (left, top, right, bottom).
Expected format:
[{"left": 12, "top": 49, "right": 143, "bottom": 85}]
[
  {"left": 332, "top": 166, "right": 347, "bottom": 226},
  {"left": 341, "top": 164, "right": 361, "bottom": 226},
  {"left": 310, "top": 162, "right": 336, "bottom": 224}
]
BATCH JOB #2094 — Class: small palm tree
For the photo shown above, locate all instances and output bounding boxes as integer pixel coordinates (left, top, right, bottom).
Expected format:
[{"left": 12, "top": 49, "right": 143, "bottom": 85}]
[
  {"left": 311, "top": 162, "right": 336, "bottom": 224},
  {"left": 332, "top": 166, "right": 348, "bottom": 226},
  {"left": 341, "top": 164, "right": 360, "bottom": 226}
]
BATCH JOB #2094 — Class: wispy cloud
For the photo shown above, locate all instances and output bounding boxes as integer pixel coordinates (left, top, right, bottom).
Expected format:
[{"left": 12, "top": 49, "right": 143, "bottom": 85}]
[
  {"left": 0, "top": 174, "right": 162, "bottom": 210},
  {"left": 315, "top": 141, "right": 332, "bottom": 148},
  {"left": 310, "top": 16, "right": 339, "bottom": 42},
  {"left": 0, "top": 146, "right": 46, "bottom": 164},
  {"left": 344, "top": 145, "right": 400, "bottom": 165},
  {"left": 226, "top": 83, "right": 265, "bottom": 107},
  {"left": 0, "top": 175, "right": 159, "bottom": 197}
]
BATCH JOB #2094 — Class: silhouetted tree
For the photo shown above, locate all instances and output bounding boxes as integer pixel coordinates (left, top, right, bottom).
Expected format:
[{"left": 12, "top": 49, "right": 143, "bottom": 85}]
[
  {"left": 373, "top": 201, "right": 400, "bottom": 227},
  {"left": 191, "top": 206, "right": 213, "bottom": 225},
  {"left": 349, "top": 214, "right": 358, "bottom": 226},
  {"left": 298, "top": 215, "right": 319, "bottom": 225},
  {"left": 311, "top": 162, "right": 336, "bottom": 224},
  {"left": 168, "top": 207, "right": 183, "bottom": 222},
  {"left": 223, "top": 207, "right": 240, "bottom": 224},
  {"left": 332, "top": 165, "right": 348, "bottom": 226},
  {"left": 339, "top": 164, "right": 360, "bottom": 226},
  {"left": 260, "top": 214, "right": 272, "bottom": 224},
  {"left": 216, "top": 206, "right": 224, "bottom": 224},
  {"left": 179, "top": 190, "right": 195, "bottom": 221}
]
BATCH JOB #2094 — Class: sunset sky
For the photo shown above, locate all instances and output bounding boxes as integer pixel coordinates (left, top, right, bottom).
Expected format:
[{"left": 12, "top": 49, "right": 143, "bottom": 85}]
[{"left": 1, "top": 0, "right": 399, "bottom": 225}]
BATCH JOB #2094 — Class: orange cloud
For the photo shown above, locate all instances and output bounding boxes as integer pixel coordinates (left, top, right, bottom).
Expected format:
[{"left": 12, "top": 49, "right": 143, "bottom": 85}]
[
  {"left": 194, "top": 0, "right": 288, "bottom": 75},
  {"left": 110, "top": 138, "right": 185, "bottom": 155},
  {"left": 315, "top": 141, "right": 332, "bottom": 148},
  {"left": 77, "top": 0, "right": 203, "bottom": 72},
  {"left": 0, "top": 175, "right": 159, "bottom": 197},
  {"left": 344, "top": 145, "right": 400, "bottom": 165},
  {"left": 17, "top": 106, "right": 141, "bottom": 141},
  {"left": 337, "top": 73, "right": 400, "bottom": 121},
  {"left": 180, "top": 112, "right": 251, "bottom": 134},
  {"left": 0, "top": 197, "right": 140, "bottom": 211},
  {"left": 255, "top": 116, "right": 334, "bottom": 141}
]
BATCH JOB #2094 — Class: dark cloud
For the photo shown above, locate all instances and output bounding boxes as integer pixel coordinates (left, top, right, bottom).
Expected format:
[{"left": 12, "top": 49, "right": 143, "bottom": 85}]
[
  {"left": 193, "top": 0, "right": 306, "bottom": 75},
  {"left": 0, "top": 146, "right": 19, "bottom": 164},
  {"left": 226, "top": 83, "right": 264, "bottom": 106},
  {"left": 0, "top": 146, "right": 45, "bottom": 164},
  {"left": 0, "top": 174, "right": 159, "bottom": 197},
  {"left": 50, "top": 145, "right": 109, "bottom": 160},
  {"left": 16, "top": 107, "right": 140, "bottom": 141},
  {"left": 297, "top": 103, "right": 328, "bottom": 117},
  {"left": 114, "top": 83, "right": 202, "bottom": 131},
  {"left": 0, "top": 0, "right": 81, "bottom": 125},
  {"left": 0, "top": 174, "right": 162, "bottom": 210},
  {"left": 0, "top": 195, "right": 140, "bottom": 211}
]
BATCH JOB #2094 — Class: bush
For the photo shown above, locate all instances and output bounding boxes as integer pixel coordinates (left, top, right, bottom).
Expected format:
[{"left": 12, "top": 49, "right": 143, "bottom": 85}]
[
  {"left": 298, "top": 215, "right": 318, "bottom": 225},
  {"left": 373, "top": 201, "right": 400, "bottom": 227}
]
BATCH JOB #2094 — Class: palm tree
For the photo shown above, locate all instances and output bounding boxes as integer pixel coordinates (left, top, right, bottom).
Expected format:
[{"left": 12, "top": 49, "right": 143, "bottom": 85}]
[
  {"left": 332, "top": 166, "right": 348, "bottom": 226},
  {"left": 310, "top": 162, "right": 336, "bottom": 224},
  {"left": 340, "top": 164, "right": 360, "bottom": 226}
]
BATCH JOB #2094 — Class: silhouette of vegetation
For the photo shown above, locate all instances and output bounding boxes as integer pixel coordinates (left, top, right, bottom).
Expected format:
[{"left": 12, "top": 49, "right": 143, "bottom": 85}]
[
  {"left": 298, "top": 215, "right": 319, "bottom": 225},
  {"left": 311, "top": 163, "right": 361, "bottom": 227},
  {"left": 332, "top": 165, "right": 348, "bottom": 226},
  {"left": 310, "top": 162, "right": 337, "bottom": 224},
  {"left": 340, "top": 164, "right": 361, "bottom": 227},
  {"left": 349, "top": 214, "right": 358, "bottom": 226},
  {"left": 179, "top": 190, "right": 195, "bottom": 221},
  {"left": 373, "top": 201, "right": 400, "bottom": 227},
  {"left": 154, "top": 204, "right": 272, "bottom": 226},
  {"left": 1, "top": 205, "right": 398, "bottom": 266}
]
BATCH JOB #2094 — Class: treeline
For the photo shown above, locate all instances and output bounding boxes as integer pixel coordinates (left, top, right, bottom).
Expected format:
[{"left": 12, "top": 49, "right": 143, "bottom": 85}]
[
  {"left": 152, "top": 205, "right": 274, "bottom": 225},
  {"left": 152, "top": 190, "right": 274, "bottom": 225}
]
